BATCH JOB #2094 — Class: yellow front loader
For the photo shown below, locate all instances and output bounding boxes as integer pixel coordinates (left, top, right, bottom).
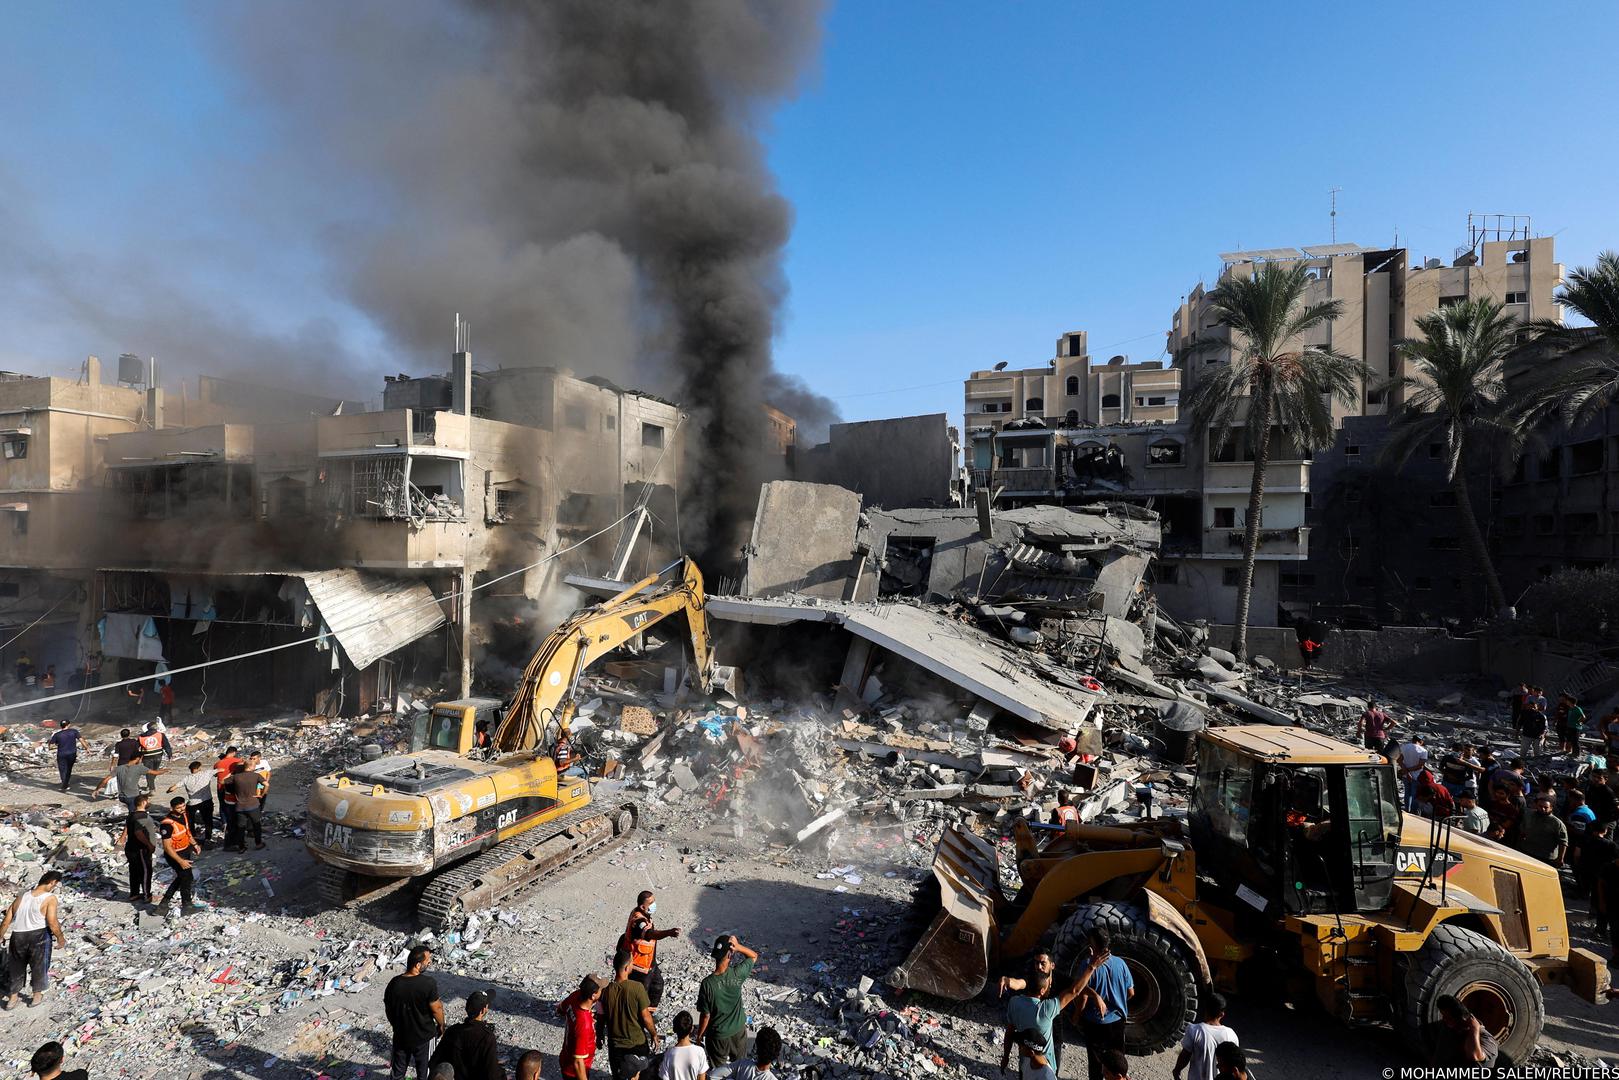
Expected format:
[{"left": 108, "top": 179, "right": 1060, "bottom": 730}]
[
  {"left": 306, "top": 557, "right": 713, "bottom": 925},
  {"left": 890, "top": 724, "right": 1607, "bottom": 1063}
]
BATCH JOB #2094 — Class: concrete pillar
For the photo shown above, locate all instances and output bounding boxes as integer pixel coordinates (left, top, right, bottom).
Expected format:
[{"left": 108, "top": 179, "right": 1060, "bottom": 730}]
[{"left": 459, "top": 566, "right": 474, "bottom": 698}]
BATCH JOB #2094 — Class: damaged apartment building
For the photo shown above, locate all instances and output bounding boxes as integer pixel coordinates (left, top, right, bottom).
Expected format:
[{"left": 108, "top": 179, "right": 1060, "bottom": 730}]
[
  {"left": 0, "top": 343, "right": 686, "bottom": 717},
  {"left": 957, "top": 222, "right": 1570, "bottom": 630}
]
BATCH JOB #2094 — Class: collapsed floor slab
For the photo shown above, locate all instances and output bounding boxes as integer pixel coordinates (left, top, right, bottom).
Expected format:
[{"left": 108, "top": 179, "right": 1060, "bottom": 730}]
[{"left": 705, "top": 596, "right": 1097, "bottom": 733}]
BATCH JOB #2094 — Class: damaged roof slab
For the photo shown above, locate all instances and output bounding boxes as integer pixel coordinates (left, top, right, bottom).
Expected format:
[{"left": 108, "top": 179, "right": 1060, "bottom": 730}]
[{"left": 706, "top": 595, "right": 1097, "bottom": 733}]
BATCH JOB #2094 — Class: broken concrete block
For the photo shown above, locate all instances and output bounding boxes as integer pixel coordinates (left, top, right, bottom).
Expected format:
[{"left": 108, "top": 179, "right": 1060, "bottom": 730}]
[
  {"left": 1206, "top": 647, "right": 1237, "bottom": 668},
  {"left": 1195, "top": 656, "right": 1242, "bottom": 685},
  {"left": 670, "top": 762, "right": 700, "bottom": 792},
  {"left": 1252, "top": 655, "right": 1276, "bottom": 671}
]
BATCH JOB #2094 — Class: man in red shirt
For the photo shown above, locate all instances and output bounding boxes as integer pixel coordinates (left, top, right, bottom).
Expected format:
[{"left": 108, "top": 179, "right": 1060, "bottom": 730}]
[
  {"left": 559, "top": 973, "right": 604, "bottom": 1080},
  {"left": 213, "top": 746, "right": 243, "bottom": 844}
]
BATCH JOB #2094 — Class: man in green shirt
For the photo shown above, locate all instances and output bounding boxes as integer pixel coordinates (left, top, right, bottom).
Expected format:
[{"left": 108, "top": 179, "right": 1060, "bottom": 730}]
[
  {"left": 1520, "top": 793, "right": 1569, "bottom": 866},
  {"left": 696, "top": 934, "right": 759, "bottom": 1067},
  {"left": 605, "top": 951, "right": 658, "bottom": 1080}
]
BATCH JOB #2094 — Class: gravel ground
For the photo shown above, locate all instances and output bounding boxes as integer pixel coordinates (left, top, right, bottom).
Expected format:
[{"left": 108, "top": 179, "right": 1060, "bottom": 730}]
[{"left": 3, "top": 730, "right": 1617, "bottom": 1078}]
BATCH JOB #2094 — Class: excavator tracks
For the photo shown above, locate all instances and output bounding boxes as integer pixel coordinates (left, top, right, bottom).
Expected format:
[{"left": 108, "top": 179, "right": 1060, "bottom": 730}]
[{"left": 417, "top": 801, "right": 638, "bottom": 928}]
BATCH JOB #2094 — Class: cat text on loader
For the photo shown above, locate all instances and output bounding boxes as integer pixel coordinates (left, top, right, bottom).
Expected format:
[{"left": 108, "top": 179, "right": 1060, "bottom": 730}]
[
  {"left": 306, "top": 557, "right": 713, "bottom": 927},
  {"left": 890, "top": 724, "right": 1608, "bottom": 1063}
]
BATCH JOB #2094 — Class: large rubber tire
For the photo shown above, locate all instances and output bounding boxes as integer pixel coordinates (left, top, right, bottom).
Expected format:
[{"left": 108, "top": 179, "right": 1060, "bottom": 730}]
[
  {"left": 1051, "top": 901, "right": 1199, "bottom": 1056},
  {"left": 1398, "top": 923, "right": 1545, "bottom": 1065}
]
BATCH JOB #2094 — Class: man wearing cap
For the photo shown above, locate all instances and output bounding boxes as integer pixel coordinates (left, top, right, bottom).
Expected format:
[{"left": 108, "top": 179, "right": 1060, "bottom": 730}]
[
  {"left": 430, "top": 989, "right": 505, "bottom": 1080},
  {"left": 696, "top": 934, "right": 759, "bottom": 1069},
  {"left": 560, "top": 974, "right": 604, "bottom": 1080}
]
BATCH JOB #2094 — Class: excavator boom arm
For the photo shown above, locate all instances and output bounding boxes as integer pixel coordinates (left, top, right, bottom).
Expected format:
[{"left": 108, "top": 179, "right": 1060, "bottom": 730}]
[{"left": 494, "top": 557, "right": 713, "bottom": 753}]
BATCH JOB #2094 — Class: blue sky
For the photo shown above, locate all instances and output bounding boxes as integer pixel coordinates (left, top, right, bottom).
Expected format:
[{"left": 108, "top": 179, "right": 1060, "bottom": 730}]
[{"left": 3, "top": 3, "right": 1617, "bottom": 428}]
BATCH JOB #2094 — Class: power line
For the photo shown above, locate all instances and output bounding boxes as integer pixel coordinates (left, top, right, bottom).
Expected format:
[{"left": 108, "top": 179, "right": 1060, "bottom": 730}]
[{"left": 0, "top": 506, "right": 644, "bottom": 716}]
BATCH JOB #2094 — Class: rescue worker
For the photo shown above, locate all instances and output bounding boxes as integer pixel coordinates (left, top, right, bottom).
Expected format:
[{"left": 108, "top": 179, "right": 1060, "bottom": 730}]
[
  {"left": 1050, "top": 793, "right": 1080, "bottom": 827},
  {"left": 619, "top": 890, "right": 681, "bottom": 1007},
  {"left": 137, "top": 722, "right": 171, "bottom": 793},
  {"left": 154, "top": 797, "right": 200, "bottom": 917}
]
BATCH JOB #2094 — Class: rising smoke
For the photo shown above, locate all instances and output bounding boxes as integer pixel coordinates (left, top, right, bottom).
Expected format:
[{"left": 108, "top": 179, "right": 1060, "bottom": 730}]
[{"left": 211, "top": 0, "right": 840, "bottom": 568}]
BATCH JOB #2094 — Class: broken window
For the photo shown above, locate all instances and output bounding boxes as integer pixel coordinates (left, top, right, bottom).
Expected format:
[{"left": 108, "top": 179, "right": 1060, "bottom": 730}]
[
  {"left": 1101, "top": 393, "right": 1121, "bottom": 409},
  {"left": 1221, "top": 567, "right": 1241, "bottom": 587},
  {"left": 1, "top": 438, "right": 27, "bottom": 460},
  {"left": 1213, "top": 507, "right": 1236, "bottom": 529},
  {"left": 411, "top": 410, "right": 437, "bottom": 444},
  {"left": 1429, "top": 490, "right": 1457, "bottom": 507},
  {"left": 879, "top": 536, "right": 936, "bottom": 598},
  {"left": 1571, "top": 439, "right": 1604, "bottom": 475},
  {"left": 642, "top": 423, "right": 665, "bottom": 449},
  {"left": 1148, "top": 439, "right": 1183, "bottom": 466},
  {"left": 347, "top": 455, "right": 463, "bottom": 521},
  {"left": 493, "top": 488, "right": 529, "bottom": 522},
  {"left": 347, "top": 455, "right": 409, "bottom": 518},
  {"left": 1065, "top": 376, "right": 1080, "bottom": 396}
]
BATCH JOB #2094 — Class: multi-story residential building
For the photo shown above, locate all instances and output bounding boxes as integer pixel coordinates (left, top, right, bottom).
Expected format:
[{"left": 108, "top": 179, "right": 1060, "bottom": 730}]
[
  {"left": 963, "top": 331, "right": 1181, "bottom": 437},
  {"left": 0, "top": 343, "right": 688, "bottom": 715},
  {"left": 1168, "top": 226, "right": 1562, "bottom": 417},
  {"left": 1166, "top": 223, "right": 1565, "bottom": 626}
]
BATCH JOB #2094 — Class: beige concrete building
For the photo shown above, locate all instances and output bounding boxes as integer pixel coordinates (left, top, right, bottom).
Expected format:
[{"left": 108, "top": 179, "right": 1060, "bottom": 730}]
[
  {"left": 964, "top": 330, "right": 1181, "bottom": 438},
  {"left": 1168, "top": 231, "right": 1563, "bottom": 415}
]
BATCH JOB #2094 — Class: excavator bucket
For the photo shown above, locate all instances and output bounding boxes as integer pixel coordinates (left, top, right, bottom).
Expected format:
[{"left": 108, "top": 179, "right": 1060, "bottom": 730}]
[{"left": 887, "top": 825, "right": 1002, "bottom": 1000}]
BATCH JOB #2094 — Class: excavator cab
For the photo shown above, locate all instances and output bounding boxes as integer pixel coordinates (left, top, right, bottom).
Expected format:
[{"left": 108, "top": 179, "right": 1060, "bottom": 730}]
[
  {"left": 1190, "top": 730, "right": 1401, "bottom": 918},
  {"left": 411, "top": 697, "right": 506, "bottom": 756}
]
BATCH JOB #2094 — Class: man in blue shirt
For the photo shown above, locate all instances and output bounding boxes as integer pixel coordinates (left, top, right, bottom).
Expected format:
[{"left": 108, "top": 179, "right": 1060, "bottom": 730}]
[
  {"left": 1000, "top": 951, "right": 1100, "bottom": 1080},
  {"left": 1075, "top": 929, "right": 1134, "bottom": 1080},
  {"left": 43, "top": 721, "right": 81, "bottom": 792}
]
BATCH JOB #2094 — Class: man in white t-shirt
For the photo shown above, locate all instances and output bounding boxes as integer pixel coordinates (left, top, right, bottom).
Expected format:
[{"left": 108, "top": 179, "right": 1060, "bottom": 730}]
[
  {"left": 661, "top": 1011, "right": 710, "bottom": 1080},
  {"left": 1174, "top": 993, "right": 1239, "bottom": 1080},
  {"left": 1398, "top": 736, "right": 1430, "bottom": 811}
]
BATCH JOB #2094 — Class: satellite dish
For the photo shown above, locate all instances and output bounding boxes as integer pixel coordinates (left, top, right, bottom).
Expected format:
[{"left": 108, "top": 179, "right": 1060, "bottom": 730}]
[{"left": 993, "top": 361, "right": 1009, "bottom": 371}]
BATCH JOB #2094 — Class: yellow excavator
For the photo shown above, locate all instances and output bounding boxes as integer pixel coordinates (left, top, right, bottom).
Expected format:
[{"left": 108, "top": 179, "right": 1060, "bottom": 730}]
[{"left": 306, "top": 557, "right": 713, "bottom": 926}]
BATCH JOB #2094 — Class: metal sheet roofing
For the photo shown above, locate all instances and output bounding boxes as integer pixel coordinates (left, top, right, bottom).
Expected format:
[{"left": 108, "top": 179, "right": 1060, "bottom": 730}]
[{"left": 300, "top": 569, "right": 446, "bottom": 671}]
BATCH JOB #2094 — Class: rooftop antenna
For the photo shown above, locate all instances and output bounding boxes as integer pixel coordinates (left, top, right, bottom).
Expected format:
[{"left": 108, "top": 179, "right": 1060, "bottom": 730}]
[{"left": 1328, "top": 186, "right": 1342, "bottom": 243}]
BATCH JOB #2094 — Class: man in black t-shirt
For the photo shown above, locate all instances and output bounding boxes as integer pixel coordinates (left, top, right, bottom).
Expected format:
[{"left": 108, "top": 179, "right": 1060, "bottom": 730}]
[
  {"left": 28, "top": 1040, "right": 88, "bottom": 1080},
  {"left": 385, "top": 945, "right": 445, "bottom": 1080}
]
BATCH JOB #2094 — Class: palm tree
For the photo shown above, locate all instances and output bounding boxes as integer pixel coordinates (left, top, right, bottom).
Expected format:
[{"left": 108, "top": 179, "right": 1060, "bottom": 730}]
[
  {"left": 1380, "top": 297, "right": 1527, "bottom": 616},
  {"left": 1183, "top": 261, "right": 1363, "bottom": 657},
  {"left": 1522, "top": 251, "right": 1619, "bottom": 426}
]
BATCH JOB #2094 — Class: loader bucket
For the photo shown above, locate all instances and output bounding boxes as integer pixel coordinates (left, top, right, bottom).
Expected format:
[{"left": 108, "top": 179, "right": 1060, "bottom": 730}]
[{"left": 887, "top": 825, "right": 1002, "bottom": 1000}]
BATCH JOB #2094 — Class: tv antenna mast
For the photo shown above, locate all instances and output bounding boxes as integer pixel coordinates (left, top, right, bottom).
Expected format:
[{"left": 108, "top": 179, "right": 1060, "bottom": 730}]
[{"left": 1328, "top": 186, "right": 1342, "bottom": 243}]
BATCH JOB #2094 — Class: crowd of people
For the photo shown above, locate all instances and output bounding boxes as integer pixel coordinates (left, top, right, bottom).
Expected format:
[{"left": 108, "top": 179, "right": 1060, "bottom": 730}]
[{"left": 1362, "top": 689, "right": 1619, "bottom": 991}]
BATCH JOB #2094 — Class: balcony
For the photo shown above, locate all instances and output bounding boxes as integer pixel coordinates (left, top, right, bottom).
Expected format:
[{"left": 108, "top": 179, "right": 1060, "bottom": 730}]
[
  {"left": 970, "top": 466, "right": 1059, "bottom": 493},
  {"left": 1203, "top": 460, "right": 1310, "bottom": 492},
  {"left": 1204, "top": 526, "right": 1310, "bottom": 559}
]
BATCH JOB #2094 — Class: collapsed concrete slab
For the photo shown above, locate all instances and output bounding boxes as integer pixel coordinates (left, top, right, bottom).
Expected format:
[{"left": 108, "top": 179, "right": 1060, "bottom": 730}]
[{"left": 706, "top": 595, "right": 1098, "bottom": 732}]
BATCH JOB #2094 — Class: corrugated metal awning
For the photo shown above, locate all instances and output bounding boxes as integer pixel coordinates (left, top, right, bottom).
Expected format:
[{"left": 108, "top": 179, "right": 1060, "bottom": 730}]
[{"left": 300, "top": 569, "right": 446, "bottom": 671}]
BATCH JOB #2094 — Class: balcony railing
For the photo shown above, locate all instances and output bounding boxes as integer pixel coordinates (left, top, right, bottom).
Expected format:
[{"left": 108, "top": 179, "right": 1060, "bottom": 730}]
[
  {"left": 970, "top": 466, "right": 1059, "bottom": 492},
  {"left": 1206, "top": 526, "right": 1309, "bottom": 557}
]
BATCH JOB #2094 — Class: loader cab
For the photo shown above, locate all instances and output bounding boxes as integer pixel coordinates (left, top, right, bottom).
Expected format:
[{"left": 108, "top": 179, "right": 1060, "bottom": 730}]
[
  {"left": 413, "top": 697, "right": 505, "bottom": 756},
  {"left": 1191, "top": 726, "right": 1402, "bottom": 919}
]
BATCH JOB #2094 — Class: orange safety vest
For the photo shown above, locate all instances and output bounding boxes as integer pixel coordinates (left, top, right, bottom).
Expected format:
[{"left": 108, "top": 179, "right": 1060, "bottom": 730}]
[
  {"left": 138, "top": 732, "right": 164, "bottom": 754},
  {"left": 619, "top": 909, "right": 657, "bottom": 974},
  {"left": 163, "top": 811, "right": 195, "bottom": 855},
  {"left": 1053, "top": 804, "right": 1079, "bottom": 825}
]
